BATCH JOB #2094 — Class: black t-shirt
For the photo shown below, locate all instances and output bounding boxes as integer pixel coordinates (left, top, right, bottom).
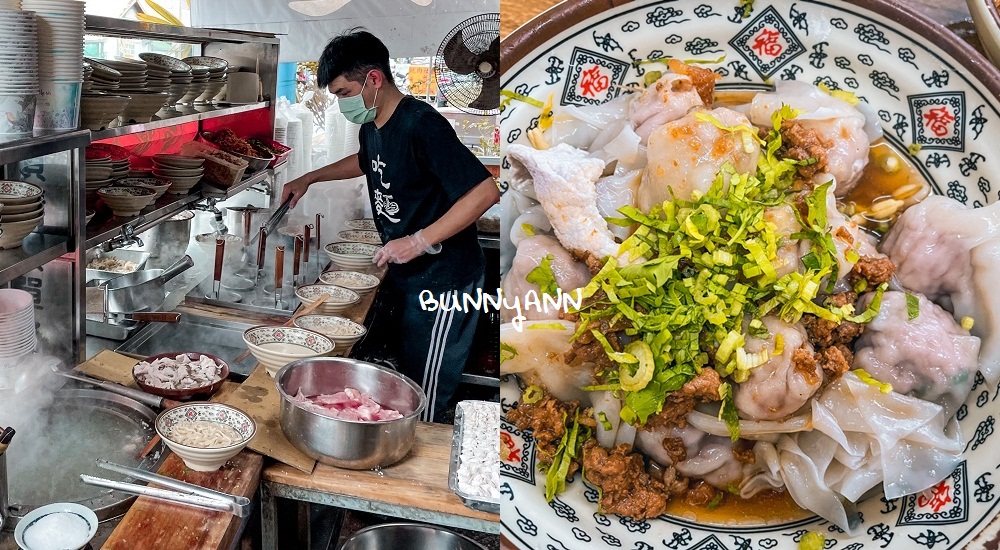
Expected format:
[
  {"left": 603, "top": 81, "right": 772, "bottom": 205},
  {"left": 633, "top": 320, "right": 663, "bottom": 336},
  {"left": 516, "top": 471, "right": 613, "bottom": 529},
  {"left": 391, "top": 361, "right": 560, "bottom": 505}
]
[{"left": 358, "top": 96, "right": 490, "bottom": 291}]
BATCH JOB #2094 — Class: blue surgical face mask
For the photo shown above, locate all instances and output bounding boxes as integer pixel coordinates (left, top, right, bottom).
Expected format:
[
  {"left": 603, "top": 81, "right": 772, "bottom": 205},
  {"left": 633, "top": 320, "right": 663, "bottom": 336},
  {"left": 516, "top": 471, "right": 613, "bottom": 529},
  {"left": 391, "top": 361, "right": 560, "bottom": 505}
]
[{"left": 340, "top": 76, "right": 378, "bottom": 124}]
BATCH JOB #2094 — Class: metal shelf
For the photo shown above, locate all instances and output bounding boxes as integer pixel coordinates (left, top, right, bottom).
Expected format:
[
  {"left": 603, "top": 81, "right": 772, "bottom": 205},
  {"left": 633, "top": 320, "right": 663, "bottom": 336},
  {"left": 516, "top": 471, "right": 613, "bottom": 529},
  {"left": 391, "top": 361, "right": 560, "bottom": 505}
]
[
  {"left": 461, "top": 373, "right": 500, "bottom": 388},
  {"left": 478, "top": 234, "right": 499, "bottom": 250},
  {"left": 91, "top": 102, "right": 270, "bottom": 141},
  {"left": 0, "top": 233, "right": 70, "bottom": 286},
  {"left": 85, "top": 15, "right": 280, "bottom": 44},
  {"left": 478, "top": 156, "right": 501, "bottom": 166},
  {"left": 0, "top": 130, "right": 91, "bottom": 166},
  {"left": 85, "top": 191, "right": 202, "bottom": 249},
  {"left": 201, "top": 168, "right": 270, "bottom": 200}
]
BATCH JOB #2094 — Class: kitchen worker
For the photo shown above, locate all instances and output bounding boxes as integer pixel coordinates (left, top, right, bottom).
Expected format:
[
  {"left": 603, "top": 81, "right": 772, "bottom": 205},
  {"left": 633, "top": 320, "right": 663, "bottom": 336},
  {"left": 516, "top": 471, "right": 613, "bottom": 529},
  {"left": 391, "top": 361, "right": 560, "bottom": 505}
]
[{"left": 281, "top": 29, "right": 499, "bottom": 423}]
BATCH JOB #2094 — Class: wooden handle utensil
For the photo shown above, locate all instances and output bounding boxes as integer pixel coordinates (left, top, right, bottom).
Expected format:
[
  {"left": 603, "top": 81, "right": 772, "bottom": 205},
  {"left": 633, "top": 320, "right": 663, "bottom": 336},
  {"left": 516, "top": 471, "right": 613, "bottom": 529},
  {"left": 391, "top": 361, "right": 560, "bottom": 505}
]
[
  {"left": 275, "top": 246, "right": 284, "bottom": 292},
  {"left": 304, "top": 225, "right": 312, "bottom": 262}
]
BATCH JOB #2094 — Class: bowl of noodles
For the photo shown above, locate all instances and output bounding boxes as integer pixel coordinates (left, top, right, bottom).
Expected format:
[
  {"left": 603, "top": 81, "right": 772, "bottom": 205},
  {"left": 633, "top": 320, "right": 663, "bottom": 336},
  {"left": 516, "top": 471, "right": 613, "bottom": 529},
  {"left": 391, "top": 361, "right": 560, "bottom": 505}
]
[
  {"left": 155, "top": 403, "right": 255, "bottom": 472},
  {"left": 500, "top": 0, "right": 1000, "bottom": 548}
]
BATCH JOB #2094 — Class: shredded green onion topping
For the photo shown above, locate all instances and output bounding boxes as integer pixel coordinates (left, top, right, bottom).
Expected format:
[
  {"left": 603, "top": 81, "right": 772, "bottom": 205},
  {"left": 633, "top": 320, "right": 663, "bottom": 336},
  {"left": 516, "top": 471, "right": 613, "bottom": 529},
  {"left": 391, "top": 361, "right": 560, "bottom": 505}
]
[{"left": 906, "top": 293, "right": 920, "bottom": 321}]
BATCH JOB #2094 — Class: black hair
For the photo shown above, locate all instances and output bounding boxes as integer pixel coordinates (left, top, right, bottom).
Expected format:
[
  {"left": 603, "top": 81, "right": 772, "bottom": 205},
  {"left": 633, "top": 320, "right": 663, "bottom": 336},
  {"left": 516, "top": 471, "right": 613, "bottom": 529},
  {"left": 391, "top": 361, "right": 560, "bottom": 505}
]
[{"left": 317, "top": 28, "right": 394, "bottom": 88}]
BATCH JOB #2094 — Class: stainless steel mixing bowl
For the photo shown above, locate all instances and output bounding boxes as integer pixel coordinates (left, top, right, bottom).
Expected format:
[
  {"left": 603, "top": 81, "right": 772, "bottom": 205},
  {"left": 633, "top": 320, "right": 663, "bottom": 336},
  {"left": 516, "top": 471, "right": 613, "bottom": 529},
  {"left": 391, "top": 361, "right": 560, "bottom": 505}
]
[
  {"left": 274, "top": 358, "right": 426, "bottom": 469},
  {"left": 338, "top": 523, "right": 486, "bottom": 550}
]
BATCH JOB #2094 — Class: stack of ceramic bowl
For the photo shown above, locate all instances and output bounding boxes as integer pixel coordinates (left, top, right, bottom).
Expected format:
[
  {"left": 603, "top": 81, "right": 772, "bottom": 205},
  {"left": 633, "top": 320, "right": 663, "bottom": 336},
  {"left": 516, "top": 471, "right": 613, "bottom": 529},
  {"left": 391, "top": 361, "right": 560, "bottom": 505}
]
[
  {"left": 292, "top": 314, "right": 367, "bottom": 355},
  {"left": 88, "top": 143, "right": 131, "bottom": 178},
  {"left": 214, "top": 66, "right": 240, "bottom": 102},
  {"left": 294, "top": 284, "right": 361, "bottom": 315},
  {"left": 177, "top": 65, "right": 210, "bottom": 105},
  {"left": 113, "top": 176, "right": 170, "bottom": 200},
  {"left": 318, "top": 270, "right": 381, "bottom": 295},
  {"left": 24, "top": 0, "right": 85, "bottom": 130},
  {"left": 101, "top": 58, "right": 169, "bottom": 122},
  {"left": 83, "top": 58, "right": 120, "bottom": 92},
  {"left": 344, "top": 218, "right": 377, "bottom": 231},
  {"left": 79, "top": 93, "right": 131, "bottom": 131},
  {"left": 0, "top": 289, "right": 37, "bottom": 360},
  {"left": 97, "top": 186, "right": 155, "bottom": 217},
  {"left": 336, "top": 229, "right": 381, "bottom": 245},
  {"left": 0, "top": 181, "right": 44, "bottom": 250},
  {"left": 139, "top": 53, "right": 192, "bottom": 110},
  {"left": 323, "top": 243, "right": 380, "bottom": 270},
  {"left": 152, "top": 154, "right": 204, "bottom": 195},
  {"left": 242, "top": 325, "right": 334, "bottom": 377},
  {"left": 183, "top": 56, "right": 229, "bottom": 103},
  {"left": 0, "top": 10, "right": 39, "bottom": 135},
  {"left": 84, "top": 149, "right": 113, "bottom": 197}
]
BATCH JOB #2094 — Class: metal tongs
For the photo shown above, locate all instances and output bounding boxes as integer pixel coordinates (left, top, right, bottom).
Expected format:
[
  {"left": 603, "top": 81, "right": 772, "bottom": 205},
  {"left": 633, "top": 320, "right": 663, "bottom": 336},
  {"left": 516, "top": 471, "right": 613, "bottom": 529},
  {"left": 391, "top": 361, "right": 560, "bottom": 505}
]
[
  {"left": 80, "top": 460, "right": 252, "bottom": 517},
  {"left": 239, "top": 195, "right": 293, "bottom": 266}
]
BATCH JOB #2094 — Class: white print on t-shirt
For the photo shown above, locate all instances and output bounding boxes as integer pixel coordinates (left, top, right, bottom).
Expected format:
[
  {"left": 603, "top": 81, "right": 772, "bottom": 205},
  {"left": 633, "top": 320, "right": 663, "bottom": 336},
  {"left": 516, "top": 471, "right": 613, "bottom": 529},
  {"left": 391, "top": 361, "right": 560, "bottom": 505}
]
[{"left": 370, "top": 154, "right": 400, "bottom": 223}]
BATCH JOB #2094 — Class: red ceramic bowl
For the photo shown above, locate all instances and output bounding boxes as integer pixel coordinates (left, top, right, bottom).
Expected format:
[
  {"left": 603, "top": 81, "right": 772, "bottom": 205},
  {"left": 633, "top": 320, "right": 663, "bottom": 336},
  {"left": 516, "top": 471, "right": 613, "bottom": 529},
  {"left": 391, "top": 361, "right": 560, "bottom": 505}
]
[{"left": 132, "top": 351, "right": 230, "bottom": 401}]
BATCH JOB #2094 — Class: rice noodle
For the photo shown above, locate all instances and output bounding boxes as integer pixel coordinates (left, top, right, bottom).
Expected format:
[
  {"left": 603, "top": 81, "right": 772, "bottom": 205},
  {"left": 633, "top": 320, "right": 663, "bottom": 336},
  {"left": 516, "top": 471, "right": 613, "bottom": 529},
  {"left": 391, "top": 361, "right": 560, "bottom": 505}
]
[{"left": 168, "top": 420, "right": 242, "bottom": 448}]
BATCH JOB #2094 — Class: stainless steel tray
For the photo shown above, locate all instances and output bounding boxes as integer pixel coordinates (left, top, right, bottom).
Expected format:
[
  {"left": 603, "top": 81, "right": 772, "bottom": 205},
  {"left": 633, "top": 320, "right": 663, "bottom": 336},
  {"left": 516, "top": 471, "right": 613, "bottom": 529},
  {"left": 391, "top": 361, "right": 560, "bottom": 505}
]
[
  {"left": 115, "top": 313, "right": 259, "bottom": 380},
  {"left": 86, "top": 249, "right": 151, "bottom": 283},
  {"left": 448, "top": 400, "right": 501, "bottom": 515}
]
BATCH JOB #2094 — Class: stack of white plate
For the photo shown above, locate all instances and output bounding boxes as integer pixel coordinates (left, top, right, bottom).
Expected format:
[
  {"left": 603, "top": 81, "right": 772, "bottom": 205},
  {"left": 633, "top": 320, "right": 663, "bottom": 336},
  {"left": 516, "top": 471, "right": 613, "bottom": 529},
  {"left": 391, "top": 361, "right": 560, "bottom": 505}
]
[
  {"left": 0, "top": 289, "right": 37, "bottom": 359},
  {"left": 0, "top": 180, "right": 44, "bottom": 250},
  {"left": 139, "top": 52, "right": 192, "bottom": 110},
  {"left": 0, "top": 9, "right": 39, "bottom": 135},
  {"left": 23, "top": 0, "right": 84, "bottom": 82},
  {"left": 183, "top": 56, "right": 229, "bottom": 103}
]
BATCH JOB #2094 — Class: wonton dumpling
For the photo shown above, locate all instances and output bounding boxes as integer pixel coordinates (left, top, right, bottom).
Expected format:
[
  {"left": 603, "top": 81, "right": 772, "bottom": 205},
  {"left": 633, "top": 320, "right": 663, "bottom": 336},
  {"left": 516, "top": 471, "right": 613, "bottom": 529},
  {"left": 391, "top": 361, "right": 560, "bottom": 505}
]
[
  {"left": 628, "top": 72, "right": 704, "bottom": 144},
  {"left": 747, "top": 81, "right": 877, "bottom": 197},
  {"left": 734, "top": 317, "right": 823, "bottom": 421},
  {"left": 501, "top": 235, "right": 592, "bottom": 323},
  {"left": 880, "top": 194, "right": 1000, "bottom": 384},
  {"left": 635, "top": 424, "right": 748, "bottom": 490},
  {"left": 638, "top": 107, "right": 761, "bottom": 212},
  {"left": 500, "top": 320, "right": 593, "bottom": 403},
  {"left": 853, "top": 291, "right": 980, "bottom": 417}
]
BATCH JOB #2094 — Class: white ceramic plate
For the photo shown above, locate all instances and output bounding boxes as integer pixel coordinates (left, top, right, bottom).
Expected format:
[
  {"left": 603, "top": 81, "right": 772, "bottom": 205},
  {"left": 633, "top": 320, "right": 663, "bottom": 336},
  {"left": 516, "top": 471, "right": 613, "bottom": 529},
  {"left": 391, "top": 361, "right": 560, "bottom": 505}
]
[{"left": 500, "top": 0, "right": 1000, "bottom": 548}]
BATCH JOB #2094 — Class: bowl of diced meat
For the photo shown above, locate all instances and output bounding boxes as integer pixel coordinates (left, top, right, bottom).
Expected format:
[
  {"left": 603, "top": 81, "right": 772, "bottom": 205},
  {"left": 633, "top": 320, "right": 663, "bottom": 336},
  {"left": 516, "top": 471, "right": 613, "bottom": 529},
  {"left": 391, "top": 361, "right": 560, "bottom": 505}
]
[
  {"left": 132, "top": 352, "right": 230, "bottom": 400},
  {"left": 274, "top": 357, "right": 426, "bottom": 469}
]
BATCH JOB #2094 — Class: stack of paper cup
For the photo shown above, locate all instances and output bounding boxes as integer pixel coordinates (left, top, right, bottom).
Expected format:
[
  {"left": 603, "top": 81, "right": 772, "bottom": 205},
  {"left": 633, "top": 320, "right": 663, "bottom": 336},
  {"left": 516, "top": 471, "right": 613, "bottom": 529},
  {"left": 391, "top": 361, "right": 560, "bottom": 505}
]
[
  {"left": 23, "top": 0, "right": 85, "bottom": 129},
  {"left": 0, "top": 9, "right": 39, "bottom": 135}
]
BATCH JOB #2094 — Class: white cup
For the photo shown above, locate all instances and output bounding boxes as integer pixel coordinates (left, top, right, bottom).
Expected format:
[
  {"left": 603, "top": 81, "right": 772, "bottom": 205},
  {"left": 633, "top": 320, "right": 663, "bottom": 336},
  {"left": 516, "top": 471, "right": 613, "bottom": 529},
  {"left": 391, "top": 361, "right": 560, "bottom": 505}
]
[{"left": 226, "top": 72, "right": 260, "bottom": 104}]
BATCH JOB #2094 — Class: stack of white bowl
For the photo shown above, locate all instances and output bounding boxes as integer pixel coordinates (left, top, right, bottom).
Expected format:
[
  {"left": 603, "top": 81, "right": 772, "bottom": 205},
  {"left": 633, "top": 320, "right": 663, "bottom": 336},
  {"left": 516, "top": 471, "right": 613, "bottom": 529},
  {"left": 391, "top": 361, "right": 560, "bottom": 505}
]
[
  {"left": 177, "top": 65, "right": 210, "bottom": 105},
  {"left": 24, "top": 0, "right": 85, "bottom": 130},
  {"left": 152, "top": 154, "right": 204, "bottom": 195},
  {"left": 0, "top": 9, "right": 39, "bottom": 135},
  {"left": 323, "top": 243, "right": 380, "bottom": 270},
  {"left": 139, "top": 53, "right": 192, "bottom": 110},
  {"left": 0, "top": 180, "right": 44, "bottom": 249},
  {"left": 0, "top": 289, "right": 37, "bottom": 362},
  {"left": 183, "top": 56, "right": 229, "bottom": 104}
]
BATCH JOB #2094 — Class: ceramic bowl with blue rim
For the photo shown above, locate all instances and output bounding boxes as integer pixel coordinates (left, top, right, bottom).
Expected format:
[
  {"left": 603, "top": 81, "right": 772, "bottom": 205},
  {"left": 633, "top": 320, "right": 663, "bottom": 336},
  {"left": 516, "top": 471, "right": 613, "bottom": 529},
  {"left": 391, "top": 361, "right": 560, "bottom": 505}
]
[{"left": 500, "top": 0, "right": 1000, "bottom": 548}]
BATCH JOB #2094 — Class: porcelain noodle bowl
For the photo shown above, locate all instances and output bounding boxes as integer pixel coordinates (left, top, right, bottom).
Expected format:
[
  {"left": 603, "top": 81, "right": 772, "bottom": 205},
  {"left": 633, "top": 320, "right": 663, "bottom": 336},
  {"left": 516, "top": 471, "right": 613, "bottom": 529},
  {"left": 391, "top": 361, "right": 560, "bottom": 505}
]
[
  {"left": 274, "top": 357, "right": 426, "bottom": 469},
  {"left": 291, "top": 314, "right": 367, "bottom": 353},
  {"left": 155, "top": 402, "right": 255, "bottom": 472},
  {"left": 242, "top": 325, "right": 334, "bottom": 377},
  {"left": 317, "top": 270, "right": 381, "bottom": 294}
]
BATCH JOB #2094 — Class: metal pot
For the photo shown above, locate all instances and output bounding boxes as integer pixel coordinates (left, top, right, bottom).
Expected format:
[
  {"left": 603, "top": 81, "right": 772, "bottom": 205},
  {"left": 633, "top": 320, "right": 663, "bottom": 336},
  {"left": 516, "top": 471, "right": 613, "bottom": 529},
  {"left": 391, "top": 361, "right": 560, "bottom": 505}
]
[
  {"left": 134, "top": 210, "right": 194, "bottom": 267},
  {"left": 339, "top": 523, "right": 486, "bottom": 550},
  {"left": 274, "top": 358, "right": 426, "bottom": 469}
]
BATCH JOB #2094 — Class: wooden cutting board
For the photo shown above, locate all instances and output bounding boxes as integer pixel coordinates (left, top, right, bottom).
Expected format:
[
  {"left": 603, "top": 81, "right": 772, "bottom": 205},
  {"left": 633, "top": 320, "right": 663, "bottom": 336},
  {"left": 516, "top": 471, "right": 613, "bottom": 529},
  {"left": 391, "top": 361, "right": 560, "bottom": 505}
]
[{"left": 102, "top": 451, "right": 263, "bottom": 550}]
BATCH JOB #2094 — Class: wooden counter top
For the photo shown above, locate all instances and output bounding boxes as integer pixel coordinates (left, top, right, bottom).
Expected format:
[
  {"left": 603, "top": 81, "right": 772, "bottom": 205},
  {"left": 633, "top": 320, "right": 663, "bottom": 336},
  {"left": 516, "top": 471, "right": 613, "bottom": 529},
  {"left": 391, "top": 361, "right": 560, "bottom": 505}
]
[
  {"left": 263, "top": 422, "right": 499, "bottom": 529},
  {"left": 102, "top": 451, "right": 263, "bottom": 550}
]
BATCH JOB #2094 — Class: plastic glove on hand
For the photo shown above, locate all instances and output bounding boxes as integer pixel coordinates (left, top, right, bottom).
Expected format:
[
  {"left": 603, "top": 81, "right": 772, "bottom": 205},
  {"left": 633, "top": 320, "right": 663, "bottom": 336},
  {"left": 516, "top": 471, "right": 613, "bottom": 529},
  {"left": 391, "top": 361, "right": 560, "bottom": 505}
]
[{"left": 372, "top": 230, "right": 440, "bottom": 267}]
